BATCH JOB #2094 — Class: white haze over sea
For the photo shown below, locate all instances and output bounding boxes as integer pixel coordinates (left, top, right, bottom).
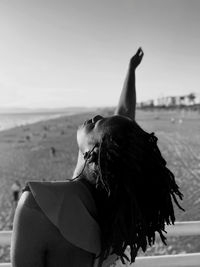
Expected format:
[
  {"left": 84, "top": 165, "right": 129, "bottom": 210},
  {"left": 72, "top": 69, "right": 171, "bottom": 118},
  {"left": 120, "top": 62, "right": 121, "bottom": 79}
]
[
  {"left": 0, "top": 108, "right": 96, "bottom": 132},
  {"left": 0, "top": 113, "right": 67, "bottom": 131}
]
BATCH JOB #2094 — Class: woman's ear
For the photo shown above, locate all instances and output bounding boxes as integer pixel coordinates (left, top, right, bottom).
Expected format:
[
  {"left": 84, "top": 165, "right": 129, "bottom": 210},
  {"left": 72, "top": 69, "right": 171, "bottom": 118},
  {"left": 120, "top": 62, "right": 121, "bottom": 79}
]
[
  {"left": 83, "top": 145, "right": 99, "bottom": 164},
  {"left": 83, "top": 149, "right": 99, "bottom": 184},
  {"left": 87, "top": 150, "right": 98, "bottom": 164}
]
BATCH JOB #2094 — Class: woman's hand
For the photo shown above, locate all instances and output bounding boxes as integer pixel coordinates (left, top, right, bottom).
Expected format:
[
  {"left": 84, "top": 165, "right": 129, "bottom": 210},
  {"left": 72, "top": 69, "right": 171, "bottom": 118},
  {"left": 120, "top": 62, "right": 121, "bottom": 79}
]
[{"left": 130, "top": 47, "right": 144, "bottom": 69}]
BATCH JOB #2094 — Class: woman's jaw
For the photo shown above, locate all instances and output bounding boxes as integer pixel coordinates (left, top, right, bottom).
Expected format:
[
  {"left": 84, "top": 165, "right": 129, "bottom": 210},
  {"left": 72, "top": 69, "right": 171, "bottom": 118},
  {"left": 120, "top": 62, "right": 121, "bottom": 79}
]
[{"left": 77, "top": 114, "right": 133, "bottom": 154}]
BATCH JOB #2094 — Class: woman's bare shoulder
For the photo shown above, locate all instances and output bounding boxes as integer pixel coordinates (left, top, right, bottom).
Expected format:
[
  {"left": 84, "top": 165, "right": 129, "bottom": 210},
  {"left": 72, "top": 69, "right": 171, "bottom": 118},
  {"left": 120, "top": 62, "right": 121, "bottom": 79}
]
[
  {"left": 19, "top": 190, "right": 41, "bottom": 210},
  {"left": 15, "top": 191, "right": 51, "bottom": 234}
]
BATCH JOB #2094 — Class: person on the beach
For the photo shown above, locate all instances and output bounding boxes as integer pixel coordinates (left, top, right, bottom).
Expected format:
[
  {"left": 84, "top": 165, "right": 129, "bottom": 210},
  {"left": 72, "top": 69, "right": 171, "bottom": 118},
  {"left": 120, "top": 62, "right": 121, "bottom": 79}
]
[
  {"left": 11, "top": 48, "right": 184, "bottom": 267},
  {"left": 50, "top": 146, "right": 56, "bottom": 157},
  {"left": 11, "top": 180, "right": 21, "bottom": 208},
  {"left": 9, "top": 180, "right": 21, "bottom": 229}
]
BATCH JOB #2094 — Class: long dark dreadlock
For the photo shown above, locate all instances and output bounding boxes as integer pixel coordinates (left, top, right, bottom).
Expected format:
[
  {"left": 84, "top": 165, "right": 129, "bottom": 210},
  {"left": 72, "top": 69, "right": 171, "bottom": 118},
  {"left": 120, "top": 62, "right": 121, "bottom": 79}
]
[{"left": 87, "top": 119, "right": 184, "bottom": 264}]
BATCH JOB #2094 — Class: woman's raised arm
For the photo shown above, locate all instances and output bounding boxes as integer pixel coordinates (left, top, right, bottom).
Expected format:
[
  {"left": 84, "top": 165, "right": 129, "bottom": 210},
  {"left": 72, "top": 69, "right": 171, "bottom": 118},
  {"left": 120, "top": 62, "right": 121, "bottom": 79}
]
[{"left": 115, "top": 48, "right": 144, "bottom": 120}]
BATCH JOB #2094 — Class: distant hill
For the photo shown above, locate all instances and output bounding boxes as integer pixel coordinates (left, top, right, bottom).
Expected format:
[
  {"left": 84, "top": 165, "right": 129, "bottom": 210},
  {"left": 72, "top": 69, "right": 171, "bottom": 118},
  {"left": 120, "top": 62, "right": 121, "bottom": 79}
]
[{"left": 0, "top": 107, "right": 97, "bottom": 114}]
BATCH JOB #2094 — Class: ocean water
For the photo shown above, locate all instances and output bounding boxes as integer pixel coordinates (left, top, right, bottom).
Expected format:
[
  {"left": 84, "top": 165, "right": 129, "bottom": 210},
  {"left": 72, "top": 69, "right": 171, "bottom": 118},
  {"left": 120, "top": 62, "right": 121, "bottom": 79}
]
[{"left": 0, "top": 112, "right": 68, "bottom": 131}]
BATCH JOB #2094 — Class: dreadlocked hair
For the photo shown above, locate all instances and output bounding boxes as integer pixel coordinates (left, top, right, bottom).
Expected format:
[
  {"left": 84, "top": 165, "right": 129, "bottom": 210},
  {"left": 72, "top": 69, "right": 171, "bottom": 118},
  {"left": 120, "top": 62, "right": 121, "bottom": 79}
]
[{"left": 92, "top": 120, "right": 184, "bottom": 264}]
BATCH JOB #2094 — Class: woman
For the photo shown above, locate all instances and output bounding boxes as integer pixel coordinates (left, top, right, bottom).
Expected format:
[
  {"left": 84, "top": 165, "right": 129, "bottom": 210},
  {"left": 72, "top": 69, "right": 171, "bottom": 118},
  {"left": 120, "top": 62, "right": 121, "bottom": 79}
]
[{"left": 11, "top": 48, "right": 184, "bottom": 267}]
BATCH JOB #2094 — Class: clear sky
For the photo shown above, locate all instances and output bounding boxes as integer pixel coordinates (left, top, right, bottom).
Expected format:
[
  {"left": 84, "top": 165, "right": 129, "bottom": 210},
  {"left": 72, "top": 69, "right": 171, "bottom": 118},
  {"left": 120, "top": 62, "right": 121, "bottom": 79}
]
[{"left": 0, "top": 0, "right": 199, "bottom": 108}]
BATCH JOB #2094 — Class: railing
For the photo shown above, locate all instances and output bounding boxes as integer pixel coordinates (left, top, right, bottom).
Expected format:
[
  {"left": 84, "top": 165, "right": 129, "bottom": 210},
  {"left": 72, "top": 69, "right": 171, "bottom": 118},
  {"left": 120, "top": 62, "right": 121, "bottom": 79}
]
[{"left": 0, "top": 221, "right": 200, "bottom": 267}]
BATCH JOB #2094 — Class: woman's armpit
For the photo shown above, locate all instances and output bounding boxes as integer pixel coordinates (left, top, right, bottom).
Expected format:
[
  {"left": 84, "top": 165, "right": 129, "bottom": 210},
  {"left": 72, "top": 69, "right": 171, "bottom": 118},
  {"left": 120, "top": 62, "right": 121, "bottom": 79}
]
[{"left": 19, "top": 191, "right": 41, "bottom": 210}]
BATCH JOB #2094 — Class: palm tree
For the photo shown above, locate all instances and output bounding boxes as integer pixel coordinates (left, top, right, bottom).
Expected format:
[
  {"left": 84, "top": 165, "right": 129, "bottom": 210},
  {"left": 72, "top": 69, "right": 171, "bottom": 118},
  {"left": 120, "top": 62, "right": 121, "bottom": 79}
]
[{"left": 187, "top": 93, "right": 196, "bottom": 105}]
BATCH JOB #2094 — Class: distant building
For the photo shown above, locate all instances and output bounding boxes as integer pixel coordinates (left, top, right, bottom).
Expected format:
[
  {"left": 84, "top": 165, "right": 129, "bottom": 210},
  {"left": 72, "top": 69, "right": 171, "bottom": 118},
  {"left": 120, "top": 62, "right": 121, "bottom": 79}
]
[{"left": 138, "top": 93, "right": 200, "bottom": 108}]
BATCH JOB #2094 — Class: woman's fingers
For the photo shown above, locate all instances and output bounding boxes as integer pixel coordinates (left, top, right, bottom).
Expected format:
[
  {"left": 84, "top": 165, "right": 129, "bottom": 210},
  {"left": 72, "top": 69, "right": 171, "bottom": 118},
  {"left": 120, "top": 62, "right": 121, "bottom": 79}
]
[
  {"left": 130, "top": 47, "right": 144, "bottom": 68},
  {"left": 137, "top": 47, "right": 142, "bottom": 55},
  {"left": 137, "top": 47, "right": 144, "bottom": 58}
]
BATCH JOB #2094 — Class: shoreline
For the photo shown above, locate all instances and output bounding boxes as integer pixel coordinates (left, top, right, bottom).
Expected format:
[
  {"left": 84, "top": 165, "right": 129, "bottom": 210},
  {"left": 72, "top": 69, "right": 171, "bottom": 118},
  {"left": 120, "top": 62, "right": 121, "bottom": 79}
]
[
  {"left": 0, "top": 113, "right": 71, "bottom": 132},
  {"left": 0, "top": 108, "right": 98, "bottom": 133}
]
